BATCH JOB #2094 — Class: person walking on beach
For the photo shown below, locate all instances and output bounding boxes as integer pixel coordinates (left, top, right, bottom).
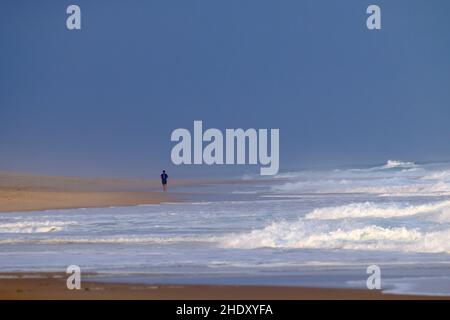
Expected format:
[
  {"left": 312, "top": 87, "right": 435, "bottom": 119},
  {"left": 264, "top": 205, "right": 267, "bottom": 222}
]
[{"left": 161, "top": 170, "right": 168, "bottom": 192}]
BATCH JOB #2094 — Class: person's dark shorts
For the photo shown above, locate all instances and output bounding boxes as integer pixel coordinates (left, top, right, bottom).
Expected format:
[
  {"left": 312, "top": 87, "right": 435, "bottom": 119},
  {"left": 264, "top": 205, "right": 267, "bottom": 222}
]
[{"left": 162, "top": 179, "right": 167, "bottom": 185}]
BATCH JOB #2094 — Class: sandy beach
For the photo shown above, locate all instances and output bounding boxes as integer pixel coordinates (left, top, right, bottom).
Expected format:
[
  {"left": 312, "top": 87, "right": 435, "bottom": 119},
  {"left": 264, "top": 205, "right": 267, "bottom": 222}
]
[
  {"left": 1, "top": 273, "right": 447, "bottom": 300},
  {"left": 0, "top": 172, "right": 200, "bottom": 212},
  {"left": 2, "top": 0, "right": 450, "bottom": 303},
  {"left": 1, "top": 171, "right": 450, "bottom": 300}
]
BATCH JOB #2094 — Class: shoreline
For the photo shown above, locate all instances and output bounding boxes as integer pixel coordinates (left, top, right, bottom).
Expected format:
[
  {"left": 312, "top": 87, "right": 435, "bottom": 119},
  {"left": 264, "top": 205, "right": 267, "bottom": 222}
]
[
  {"left": 1, "top": 272, "right": 448, "bottom": 300},
  {"left": 0, "top": 189, "right": 177, "bottom": 213},
  {"left": 2, "top": 172, "right": 449, "bottom": 300},
  {"left": 0, "top": 171, "right": 261, "bottom": 213},
  {"left": 0, "top": 172, "right": 213, "bottom": 212}
]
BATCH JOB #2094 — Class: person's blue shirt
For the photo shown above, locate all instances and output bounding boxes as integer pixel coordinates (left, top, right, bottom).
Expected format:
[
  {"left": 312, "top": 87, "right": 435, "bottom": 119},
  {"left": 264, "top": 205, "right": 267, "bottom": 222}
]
[{"left": 161, "top": 172, "right": 168, "bottom": 184}]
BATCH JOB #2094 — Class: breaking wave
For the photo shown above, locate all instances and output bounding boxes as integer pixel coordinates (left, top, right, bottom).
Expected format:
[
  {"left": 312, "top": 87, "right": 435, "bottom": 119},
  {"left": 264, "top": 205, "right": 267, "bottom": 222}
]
[
  {"left": 305, "top": 200, "right": 450, "bottom": 220},
  {"left": 381, "top": 160, "right": 416, "bottom": 169},
  {"left": 271, "top": 160, "right": 450, "bottom": 196},
  {"left": 272, "top": 180, "right": 450, "bottom": 196},
  {"left": 422, "top": 170, "right": 450, "bottom": 181},
  {"left": 220, "top": 222, "right": 450, "bottom": 253}
]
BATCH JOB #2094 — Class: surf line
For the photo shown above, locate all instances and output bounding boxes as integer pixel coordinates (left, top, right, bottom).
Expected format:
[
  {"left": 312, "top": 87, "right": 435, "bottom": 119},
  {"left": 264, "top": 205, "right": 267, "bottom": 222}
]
[{"left": 170, "top": 121, "right": 279, "bottom": 175}]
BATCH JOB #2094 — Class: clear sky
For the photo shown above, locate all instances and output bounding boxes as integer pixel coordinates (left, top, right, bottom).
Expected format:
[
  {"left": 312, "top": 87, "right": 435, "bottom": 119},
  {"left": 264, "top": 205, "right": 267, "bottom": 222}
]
[{"left": 1, "top": 0, "right": 450, "bottom": 178}]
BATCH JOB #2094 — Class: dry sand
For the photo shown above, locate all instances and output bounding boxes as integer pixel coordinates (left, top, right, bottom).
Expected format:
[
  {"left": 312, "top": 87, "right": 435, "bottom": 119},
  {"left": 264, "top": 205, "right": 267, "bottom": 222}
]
[{"left": 0, "top": 172, "right": 205, "bottom": 212}]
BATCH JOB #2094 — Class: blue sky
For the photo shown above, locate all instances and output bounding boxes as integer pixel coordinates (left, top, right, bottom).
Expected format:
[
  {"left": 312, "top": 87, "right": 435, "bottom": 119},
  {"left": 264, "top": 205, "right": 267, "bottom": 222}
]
[{"left": 1, "top": 0, "right": 450, "bottom": 177}]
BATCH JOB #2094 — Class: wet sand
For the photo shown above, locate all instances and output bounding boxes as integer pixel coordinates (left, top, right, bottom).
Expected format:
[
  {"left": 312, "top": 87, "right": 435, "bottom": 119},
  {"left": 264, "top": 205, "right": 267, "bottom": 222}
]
[{"left": 0, "top": 273, "right": 446, "bottom": 300}]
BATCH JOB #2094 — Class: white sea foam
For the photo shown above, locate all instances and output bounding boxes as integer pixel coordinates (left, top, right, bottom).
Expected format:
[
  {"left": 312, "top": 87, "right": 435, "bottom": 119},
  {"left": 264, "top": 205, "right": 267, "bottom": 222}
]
[
  {"left": 347, "top": 160, "right": 417, "bottom": 172},
  {"left": 348, "top": 182, "right": 450, "bottom": 196},
  {"left": 272, "top": 180, "right": 450, "bottom": 196},
  {"left": 0, "top": 235, "right": 214, "bottom": 245},
  {"left": 382, "top": 160, "right": 416, "bottom": 169},
  {"left": 422, "top": 170, "right": 450, "bottom": 181},
  {"left": 271, "top": 160, "right": 450, "bottom": 196},
  {"left": 304, "top": 200, "right": 450, "bottom": 220},
  {"left": 0, "top": 221, "right": 74, "bottom": 233},
  {"left": 220, "top": 222, "right": 450, "bottom": 253}
]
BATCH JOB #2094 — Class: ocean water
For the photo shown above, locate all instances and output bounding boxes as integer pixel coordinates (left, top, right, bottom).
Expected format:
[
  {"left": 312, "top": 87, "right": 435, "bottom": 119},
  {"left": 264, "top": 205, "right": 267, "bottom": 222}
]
[{"left": 1, "top": 160, "right": 450, "bottom": 296}]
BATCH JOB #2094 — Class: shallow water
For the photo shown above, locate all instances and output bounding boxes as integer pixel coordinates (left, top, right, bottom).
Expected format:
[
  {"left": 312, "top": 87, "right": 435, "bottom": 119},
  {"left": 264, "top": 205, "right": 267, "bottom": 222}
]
[{"left": 1, "top": 160, "right": 450, "bottom": 295}]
